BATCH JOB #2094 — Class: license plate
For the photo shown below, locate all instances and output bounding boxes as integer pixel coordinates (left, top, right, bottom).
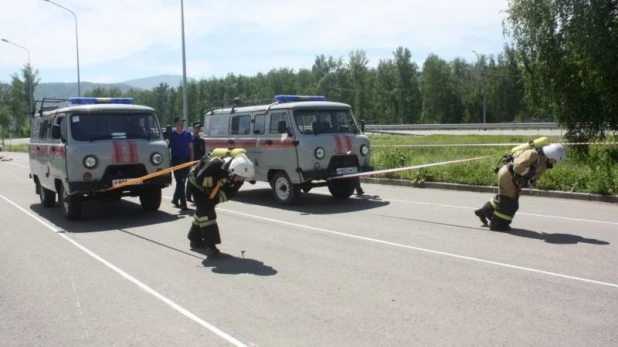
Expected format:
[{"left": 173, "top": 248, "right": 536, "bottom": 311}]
[
  {"left": 112, "top": 178, "right": 142, "bottom": 186},
  {"left": 336, "top": 167, "right": 358, "bottom": 175}
]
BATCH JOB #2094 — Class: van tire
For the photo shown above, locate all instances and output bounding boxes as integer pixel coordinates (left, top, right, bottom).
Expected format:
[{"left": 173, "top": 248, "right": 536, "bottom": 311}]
[
  {"left": 271, "top": 172, "right": 300, "bottom": 205},
  {"left": 60, "top": 185, "right": 82, "bottom": 221},
  {"left": 327, "top": 179, "right": 355, "bottom": 199},
  {"left": 140, "top": 188, "right": 162, "bottom": 212},
  {"left": 39, "top": 185, "right": 56, "bottom": 207}
]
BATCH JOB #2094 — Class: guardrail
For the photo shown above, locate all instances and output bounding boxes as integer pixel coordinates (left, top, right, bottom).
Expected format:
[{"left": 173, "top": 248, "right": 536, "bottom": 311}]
[{"left": 364, "top": 122, "right": 560, "bottom": 131}]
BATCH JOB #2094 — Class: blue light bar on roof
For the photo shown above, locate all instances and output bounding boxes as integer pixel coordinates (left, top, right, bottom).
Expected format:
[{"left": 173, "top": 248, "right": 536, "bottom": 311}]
[
  {"left": 273, "top": 95, "right": 327, "bottom": 103},
  {"left": 69, "top": 97, "right": 135, "bottom": 105}
]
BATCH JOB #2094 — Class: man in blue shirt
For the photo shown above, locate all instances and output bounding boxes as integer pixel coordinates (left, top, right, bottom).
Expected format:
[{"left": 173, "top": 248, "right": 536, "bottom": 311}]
[
  {"left": 164, "top": 117, "right": 194, "bottom": 210},
  {"left": 186, "top": 122, "right": 206, "bottom": 203}
]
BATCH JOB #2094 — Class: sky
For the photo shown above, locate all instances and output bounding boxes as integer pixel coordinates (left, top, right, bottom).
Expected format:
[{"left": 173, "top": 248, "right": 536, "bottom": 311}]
[{"left": 0, "top": 0, "right": 513, "bottom": 85}]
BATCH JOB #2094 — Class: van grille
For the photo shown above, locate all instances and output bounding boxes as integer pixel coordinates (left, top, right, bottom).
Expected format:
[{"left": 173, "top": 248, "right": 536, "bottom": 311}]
[
  {"left": 327, "top": 155, "right": 359, "bottom": 170},
  {"left": 102, "top": 164, "right": 148, "bottom": 181}
]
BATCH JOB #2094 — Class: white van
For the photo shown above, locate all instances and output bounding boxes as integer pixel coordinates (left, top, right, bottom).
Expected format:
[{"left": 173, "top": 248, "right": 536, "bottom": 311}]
[{"left": 202, "top": 95, "right": 373, "bottom": 205}]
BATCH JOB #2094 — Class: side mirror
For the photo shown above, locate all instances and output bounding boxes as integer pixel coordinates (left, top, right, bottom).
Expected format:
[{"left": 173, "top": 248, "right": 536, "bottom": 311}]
[
  {"left": 51, "top": 124, "right": 61, "bottom": 140},
  {"left": 278, "top": 119, "right": 287, "bottom": 134}
]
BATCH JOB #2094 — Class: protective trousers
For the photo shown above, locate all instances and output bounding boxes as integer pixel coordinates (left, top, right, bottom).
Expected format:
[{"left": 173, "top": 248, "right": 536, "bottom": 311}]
[
  {"left": 477, "top": 165, "right": 520, "bottom": 230},
  {"left": 186, "top": 184, "right": 221, "bottom": 246}
]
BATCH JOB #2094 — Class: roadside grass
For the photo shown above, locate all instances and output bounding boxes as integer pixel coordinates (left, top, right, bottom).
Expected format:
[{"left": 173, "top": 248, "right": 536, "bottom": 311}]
[
  {"left": 2, "top": 144, "right": 28, "bottom": 153},
  {"left": 367, "top": 134, "right": 618, "bottom": 195}
]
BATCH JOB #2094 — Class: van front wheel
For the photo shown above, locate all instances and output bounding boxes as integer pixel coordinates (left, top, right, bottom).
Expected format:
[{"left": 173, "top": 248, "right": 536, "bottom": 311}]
[
  {"left": 271, "top": 172, "right": 300, "bottom": 205},
  {"left": 327, "top": 179, "right": 355, "bottom": 199},
  {"left": 60, "top": 186, "right": 82, "bottom": 221},
  {"left": 139, "top": 188, "right": 162, "bottom": 212}
]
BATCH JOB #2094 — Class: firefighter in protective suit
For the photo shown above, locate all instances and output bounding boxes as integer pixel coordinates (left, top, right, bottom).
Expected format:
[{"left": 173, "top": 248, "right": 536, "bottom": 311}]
[
  {"left": 186, "top": 152, "right": 255, "bottom": 257},
  {"left": 475, "top": 143, "right": 566, "bottom": 231}
]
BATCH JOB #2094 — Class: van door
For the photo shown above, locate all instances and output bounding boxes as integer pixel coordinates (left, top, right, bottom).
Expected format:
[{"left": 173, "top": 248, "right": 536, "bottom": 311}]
[
  {"left": 251, "top": 112, "right": 267, "bottom": 181},
  {"left": 49, "top": 114, "right": 67, "bottom": 185},
  {"left": 38, "top": 117, "right": 53, "bottom": 190},
  {"left": 260, "top": 111, "right": 301, "bottom": 183}
]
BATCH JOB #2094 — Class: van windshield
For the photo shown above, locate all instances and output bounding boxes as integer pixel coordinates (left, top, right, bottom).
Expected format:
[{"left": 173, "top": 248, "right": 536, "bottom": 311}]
[
  {"left": 70, "top": 112, "right": 161, "bottom": 141},
  {"left": 293, "top": 109, "right": 359, "bottom": 135}
]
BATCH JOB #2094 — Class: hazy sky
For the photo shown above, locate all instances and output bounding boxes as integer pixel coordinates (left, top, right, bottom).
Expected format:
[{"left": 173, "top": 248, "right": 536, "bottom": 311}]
[{"left": 0, "top": 0, "right": 512, "bottom": 85}]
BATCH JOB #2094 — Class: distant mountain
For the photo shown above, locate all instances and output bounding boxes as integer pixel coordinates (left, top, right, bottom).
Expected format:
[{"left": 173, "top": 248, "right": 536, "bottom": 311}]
[
  {"left": 32, "top": 74, "right": 195, "bottom": 101},
  {"left": 121, "top": 74, "right": 196, "bottom": 90},
  {"left": 33, "top": 82, "right": 136, "bottom": 101}
]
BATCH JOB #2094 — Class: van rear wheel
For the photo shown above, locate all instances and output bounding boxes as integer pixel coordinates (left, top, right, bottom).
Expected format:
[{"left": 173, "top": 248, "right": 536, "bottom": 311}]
[
  {"left": 39, "top": 184, "right": 56, "bottom": 207},
  {"left": 271, "top": 172, "right": 300, "bottom": 205}
]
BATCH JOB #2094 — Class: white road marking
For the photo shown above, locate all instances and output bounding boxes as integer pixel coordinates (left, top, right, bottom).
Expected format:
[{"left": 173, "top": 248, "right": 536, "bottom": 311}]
[
  {"left": 0, "top": 194, "right": 248, "bottom": 347},
  {"left": 247, "top": 182, "right": 618, "bottom": 226},
  {"left": 211, "top": 204, "right": 618, "bottom": 289},
  {"left": 2, "top": 161, "right": 29, "bottom": 169}
]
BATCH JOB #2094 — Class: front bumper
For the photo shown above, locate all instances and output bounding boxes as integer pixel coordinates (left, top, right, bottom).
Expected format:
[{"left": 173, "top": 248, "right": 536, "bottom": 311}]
[
  {"left": 301, "top": 165, "right": 374, "bottom": 181},
  {"left": 68, "top": 173, "right": 172, "bottom": 193}
]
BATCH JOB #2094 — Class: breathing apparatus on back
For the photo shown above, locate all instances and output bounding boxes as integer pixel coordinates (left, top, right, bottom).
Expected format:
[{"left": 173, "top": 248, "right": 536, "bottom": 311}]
[{"left": 493, "top": 137, "right": 551, "bottom": 174}]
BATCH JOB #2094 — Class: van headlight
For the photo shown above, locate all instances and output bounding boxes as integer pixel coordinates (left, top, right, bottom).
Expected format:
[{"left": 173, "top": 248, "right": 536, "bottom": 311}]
[
  {"left": 151, "top": 152, "right": 163, "bottom": 165},
  {"left": 83, "top": 155, "right": 97, "bottom": 169},
  {"left": 314, "top": 147, "right": 325, "bottom": 159},
  {"left": 360, "top": 145, "right": 369, "bottom": 156}
]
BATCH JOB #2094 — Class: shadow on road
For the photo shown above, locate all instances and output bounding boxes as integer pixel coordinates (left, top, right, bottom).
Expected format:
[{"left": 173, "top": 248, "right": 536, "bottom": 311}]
[
  {"left": 200, "top": 252, "right": 278, "bottom": 276},
  {"left": 233, "top": 188, "right": 390, "bottom": 215},
  {"left": 30, "top": 199, "right": 184, "bottom": 233},
  {"left": 507, "top": 228, "right": 610, "bottom": 245}
]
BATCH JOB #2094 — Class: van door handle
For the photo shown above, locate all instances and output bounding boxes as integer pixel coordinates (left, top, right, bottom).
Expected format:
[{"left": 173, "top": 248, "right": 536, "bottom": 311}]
[
  {"left": 227, "top": 139, "right": 234, "bottom": 145},
  {"left": 36, "top": 146, "right": 40, "bottom": 150},
  {"left": 266, "top": 140, "right": 273, "bottom": 145},
  {"left": 51, "top": 147, "right": 56, "bottom": 151}
]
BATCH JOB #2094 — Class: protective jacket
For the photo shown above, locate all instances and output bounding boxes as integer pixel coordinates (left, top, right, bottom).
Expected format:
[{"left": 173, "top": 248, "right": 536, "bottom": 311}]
[
  {"left": 186, "top": 154, "right": 238, "bottom": 247},
  {"left": 477, "top": 148, "right": 550, "bottom": 230}
]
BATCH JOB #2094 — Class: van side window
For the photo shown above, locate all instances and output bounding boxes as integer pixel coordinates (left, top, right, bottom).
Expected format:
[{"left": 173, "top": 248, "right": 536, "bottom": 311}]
[
  {"left": 39, "top": 120, "right": 49, "bottom": 138},
  {"left": 231, "top": 115, "right": 251, "bottom": 135},
  {"left": 269, "top": 113, "right": 287, "bottom": 133},
  {"left": 253, "top": 115, "right": 265, "bottom": 134},
  {"left": 57, "top": 116, "right": 67, "bottom": 141}
]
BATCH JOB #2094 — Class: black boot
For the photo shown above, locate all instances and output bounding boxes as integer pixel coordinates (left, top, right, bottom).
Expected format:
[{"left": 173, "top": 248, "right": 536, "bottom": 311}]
[{"left": 474, "top": 209, "right": 488, "bottom": 225}]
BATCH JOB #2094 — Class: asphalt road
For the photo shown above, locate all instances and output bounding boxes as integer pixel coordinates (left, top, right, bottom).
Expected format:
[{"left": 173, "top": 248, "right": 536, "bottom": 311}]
[{"left": 1, "top": 152, "right": 617, "bottom": 347}]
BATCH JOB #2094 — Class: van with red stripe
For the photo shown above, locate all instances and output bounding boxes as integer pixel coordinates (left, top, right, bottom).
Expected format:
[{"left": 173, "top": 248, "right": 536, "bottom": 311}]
[
  {"left": 202, "top": 95, "right": 373, "bottom": 205},
  {"left": 28, "top": 97, "right": 171, "bottom": 220}
]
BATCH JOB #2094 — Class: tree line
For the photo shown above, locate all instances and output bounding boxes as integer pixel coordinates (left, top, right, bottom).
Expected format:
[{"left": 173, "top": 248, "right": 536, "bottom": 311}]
[{"left": 1, "top": 0, "right": 616, "bottom": 142}]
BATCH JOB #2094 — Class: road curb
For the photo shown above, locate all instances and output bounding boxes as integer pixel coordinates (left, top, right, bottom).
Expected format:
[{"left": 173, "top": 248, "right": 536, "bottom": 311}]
[{"left": 359, "top": 177, "right": 618, "bottom": 204}]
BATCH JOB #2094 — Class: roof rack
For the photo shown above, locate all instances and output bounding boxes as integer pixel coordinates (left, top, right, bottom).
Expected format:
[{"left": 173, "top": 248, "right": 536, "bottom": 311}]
[
  {"left": 206, "top": 95, "right": 327, "bottom": 115},
  {"left": 32, "top": 98, "right": 69, "bottom": 117}
]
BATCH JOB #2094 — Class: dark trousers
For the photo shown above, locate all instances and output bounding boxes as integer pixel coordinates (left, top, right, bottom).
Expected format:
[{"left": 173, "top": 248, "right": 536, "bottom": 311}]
[
  {"left": 187, "top": 184, "right": 221, "bottom": 246},
  {"left": 478, "top": 194, "right": 520, "bottom": 229},
  {"left": 172, "top": 157, "right": 189, "bottom": 207}
]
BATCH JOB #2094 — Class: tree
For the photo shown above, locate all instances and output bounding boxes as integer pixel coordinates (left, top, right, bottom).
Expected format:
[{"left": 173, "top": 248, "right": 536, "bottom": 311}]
[{"left": 504, "top": 0, "right": 618, "bottom": 139}]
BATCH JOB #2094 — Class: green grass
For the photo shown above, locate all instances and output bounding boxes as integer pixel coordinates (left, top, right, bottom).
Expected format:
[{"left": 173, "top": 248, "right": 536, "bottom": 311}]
[
  {"left": 367, "top": 134, "right": 618, "bottom": 195},
  {"left": 2, "top": 144, "right": 28, "bottom": 152}
]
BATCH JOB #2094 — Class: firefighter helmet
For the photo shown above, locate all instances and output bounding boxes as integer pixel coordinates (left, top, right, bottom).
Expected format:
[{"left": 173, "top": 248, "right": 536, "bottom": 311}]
[
  {"left": 542, "top": 143, "right": 566, "bottom": 162},
  {"left": 228, "top": 153, "right": 255, "bottom": 179}
]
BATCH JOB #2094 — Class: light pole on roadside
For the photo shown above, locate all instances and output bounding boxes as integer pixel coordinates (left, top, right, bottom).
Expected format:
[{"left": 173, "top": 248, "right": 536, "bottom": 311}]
[
  {"left": 1, "top": 38, "right": 33, "bottom": 113},
  {"left": 43, "top": 0, "right": 81, "bottom": 96},
  {"left": 472, "top": 50, "right": 486, "bottom": 124},
  {"left": 180, "top": 0, "right": 189, "bottom": 123}
]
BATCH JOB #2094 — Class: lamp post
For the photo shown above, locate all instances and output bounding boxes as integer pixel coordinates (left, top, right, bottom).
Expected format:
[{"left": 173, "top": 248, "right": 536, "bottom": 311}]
[
  {"left": 180, "top": 0, "right": 188, "bottom": 123},
  {"left": 2, "top": 38, "right": 33, "bottom": 113},
  {"left": 472, "top": 50, "right": 486, "bottom": 124},
  {"left": 43, "top": 0, "right": 81, "bottom": 96}
]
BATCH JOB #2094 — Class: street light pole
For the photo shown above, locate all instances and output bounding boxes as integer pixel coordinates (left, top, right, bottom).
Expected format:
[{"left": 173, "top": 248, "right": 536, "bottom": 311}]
[
  {"left": 180, "top": 0, "right": 189, "bottom": 124},
  {"left": 2, "top": 38, "right": 33, "bottom": 113},
  {"left": 43, "top": 0, "right": 81, "bottom": 96},
  {"left": 472, "top": 50, "right": 486, "bottom": 124}
]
